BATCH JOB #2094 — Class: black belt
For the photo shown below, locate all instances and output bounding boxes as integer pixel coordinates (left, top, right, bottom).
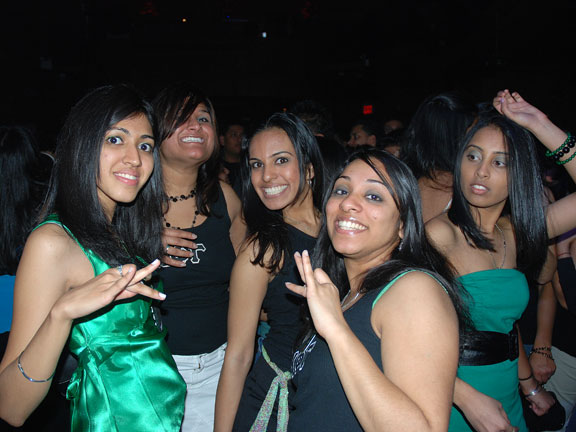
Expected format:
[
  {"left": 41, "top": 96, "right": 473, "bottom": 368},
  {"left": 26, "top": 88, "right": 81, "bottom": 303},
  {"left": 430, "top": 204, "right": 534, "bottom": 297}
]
[{"left": 459, "top": 328, "right": 519, "bottom": 366}]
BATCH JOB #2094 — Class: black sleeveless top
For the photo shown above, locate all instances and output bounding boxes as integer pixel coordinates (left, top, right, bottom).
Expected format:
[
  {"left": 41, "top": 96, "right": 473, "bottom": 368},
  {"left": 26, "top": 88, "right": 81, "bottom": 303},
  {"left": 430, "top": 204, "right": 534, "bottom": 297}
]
[
  {"left": 288, "top": 272, "right": 417, "bottom": 431},
  {"left": 159, "top": 185, "right": 236, "bottom": 355},
  {"left": 261, "top": 225, "right": 317, "bottom": 370},
  {"left": 554, "top": 257, "right": 576, "bottom": 356}
]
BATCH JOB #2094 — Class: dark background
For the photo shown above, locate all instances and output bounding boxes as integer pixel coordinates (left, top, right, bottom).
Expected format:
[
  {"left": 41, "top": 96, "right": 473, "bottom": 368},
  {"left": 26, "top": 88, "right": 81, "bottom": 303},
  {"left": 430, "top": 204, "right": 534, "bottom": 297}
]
[{"left": 2, "top": 0, "right": 575, "bottom": 148}]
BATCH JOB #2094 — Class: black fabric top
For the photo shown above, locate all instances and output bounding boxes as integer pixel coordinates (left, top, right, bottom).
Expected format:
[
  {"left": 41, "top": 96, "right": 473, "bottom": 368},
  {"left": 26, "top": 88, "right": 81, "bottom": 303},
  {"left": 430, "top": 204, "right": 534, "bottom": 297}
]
[
  {"left": 289, "top": 280, "right": 390, "bottom": 431},
  {"left": 554, "top": 257, "right": 576, "bottom": 356},
  {"left": 558, "top": 257, "right": 576, "bottom": 316},
  {"left": 260, "top": 225, "right": 317, "bottom": 371},
  {"left": 159, "top": 184, "right": 236, "bottom": 355}
]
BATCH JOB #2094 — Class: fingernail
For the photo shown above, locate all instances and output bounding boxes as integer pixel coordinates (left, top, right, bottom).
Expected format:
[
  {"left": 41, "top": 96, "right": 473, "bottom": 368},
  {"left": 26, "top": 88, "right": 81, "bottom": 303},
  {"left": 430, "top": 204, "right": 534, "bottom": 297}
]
[
  {"left": 152, "top": 259, "right": 160, "bottom": 265},
  {"left": 126, "top": 266, "right": 134, "bottom": 273},
  {"left": 295, "top": 251, "right": 301, "bottom": 258},
  {"left": 158, "top": 292, "right": 167, "bottom": 299},
  {"left": 303, "top": 250, "right": 309, "bottom": 257},
  {"left": 179, "top": 262, "right": 186, "bottom": 267}
]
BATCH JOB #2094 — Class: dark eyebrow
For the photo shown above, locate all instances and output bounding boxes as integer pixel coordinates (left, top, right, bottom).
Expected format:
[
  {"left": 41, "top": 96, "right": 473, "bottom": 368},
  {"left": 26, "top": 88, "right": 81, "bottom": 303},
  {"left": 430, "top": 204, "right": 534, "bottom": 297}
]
[
  {"left": 109, "top": 127, "right": 130, "bottom": 135},
  {"left": 271, "top": 151, "right": 294, "bottom": 157},
  {"left": 336, "top": 175, "right": 385, "bottom": 185},
  {"left": 468, "top": 144, "right": 508, "bottom": 156},
  {"left": 142, "top": 134, "right": 154, "bottom": 140}
]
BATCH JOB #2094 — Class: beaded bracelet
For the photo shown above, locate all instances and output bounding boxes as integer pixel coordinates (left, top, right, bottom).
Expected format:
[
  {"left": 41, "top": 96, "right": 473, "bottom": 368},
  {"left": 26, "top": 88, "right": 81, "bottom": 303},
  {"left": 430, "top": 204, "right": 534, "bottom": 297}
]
[
  {"left": 557, "top": 151, "right": 576, "bottom": 166},
  {"left": 546, "top": 132, "right": 575, "bottom": 158},
  {"left": 532, "top": 346, "right": 552, "bottom": 352},
  {"left": 17, "top": 352, "right": 55, "bottom": 383},
  {"left": 530, "top": 350, "right": 554, "bottom": 360}
]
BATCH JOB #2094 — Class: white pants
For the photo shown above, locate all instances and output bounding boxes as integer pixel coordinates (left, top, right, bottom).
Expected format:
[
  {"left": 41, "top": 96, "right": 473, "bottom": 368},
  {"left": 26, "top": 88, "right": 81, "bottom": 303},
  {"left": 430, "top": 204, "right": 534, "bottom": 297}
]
[
  {"left": 173, "top": 343, "right": 226, "bottom": 432},
  {"left": 544, "top": 346, "right": 576, "bottom": 432}
]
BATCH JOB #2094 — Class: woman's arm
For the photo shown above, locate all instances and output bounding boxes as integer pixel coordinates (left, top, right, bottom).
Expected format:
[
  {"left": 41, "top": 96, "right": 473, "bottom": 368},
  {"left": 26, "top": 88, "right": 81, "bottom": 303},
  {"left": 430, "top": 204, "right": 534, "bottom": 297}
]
[
  {"left": 530, "top": 280, "right": 557, "bottom": 383},
  {"left": 220, "top": 181, "right": 246, "bottom": 254},
  {"left": 493, "top": 90, "right": 576, "bottom": 239},
  {"left": 214, "top": 243, "right": 270, "bottom": 432},
  {"left": 453, "top": 378, "right": 517, "bottom": 432},
  {"left": 0, "top": 226, "right": 163, "bottom": 426},
  {"left": 287, "top": 252, "right": 459, "bottom": 432}
]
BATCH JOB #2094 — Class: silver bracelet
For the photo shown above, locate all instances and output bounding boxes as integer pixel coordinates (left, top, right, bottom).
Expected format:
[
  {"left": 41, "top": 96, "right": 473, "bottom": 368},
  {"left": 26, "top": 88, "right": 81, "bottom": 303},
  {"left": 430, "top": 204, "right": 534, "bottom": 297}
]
[
  {"left": 524, "top": 385, "right": 542, "bottom": 398},
  {"left": 17, "top": 352, "right": 55, "bottom": 383}
]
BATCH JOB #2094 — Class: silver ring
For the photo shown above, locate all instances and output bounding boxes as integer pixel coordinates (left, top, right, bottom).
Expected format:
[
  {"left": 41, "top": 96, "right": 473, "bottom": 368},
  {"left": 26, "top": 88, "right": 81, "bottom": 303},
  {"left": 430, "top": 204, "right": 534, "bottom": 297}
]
[
  {"left": 117, "top": 265, "right": 123, "bottom": 276},
  {"left": 165, "top": 245, "right": 170, "bottom": 253}
]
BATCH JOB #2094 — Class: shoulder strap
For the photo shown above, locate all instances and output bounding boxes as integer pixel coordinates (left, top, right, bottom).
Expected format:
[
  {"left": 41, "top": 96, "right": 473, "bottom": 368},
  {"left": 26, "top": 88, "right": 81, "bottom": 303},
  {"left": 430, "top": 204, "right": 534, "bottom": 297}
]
[{"left": 371, "top": 270, "right": 448, "bottom": 309}]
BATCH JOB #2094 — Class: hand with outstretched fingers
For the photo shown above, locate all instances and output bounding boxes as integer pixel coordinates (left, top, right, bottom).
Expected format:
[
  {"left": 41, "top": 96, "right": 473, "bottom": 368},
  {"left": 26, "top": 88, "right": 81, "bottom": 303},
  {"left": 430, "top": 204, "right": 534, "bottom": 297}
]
[
  {"left": 285, "top": 250, "right": 348, "bottom": 341},
  {"left": 52, "top": 259, "right": 164, "bottom": 322}
]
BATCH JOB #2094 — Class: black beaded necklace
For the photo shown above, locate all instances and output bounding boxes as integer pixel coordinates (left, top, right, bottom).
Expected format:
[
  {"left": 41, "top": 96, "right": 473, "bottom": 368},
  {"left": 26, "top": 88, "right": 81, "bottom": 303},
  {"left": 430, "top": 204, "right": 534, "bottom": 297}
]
[
  {"left": 164, "top": 188, "right": 199, "bottom": 230},
  {"left": 167, "top": 188, "right": 196, "bottom": 202}
]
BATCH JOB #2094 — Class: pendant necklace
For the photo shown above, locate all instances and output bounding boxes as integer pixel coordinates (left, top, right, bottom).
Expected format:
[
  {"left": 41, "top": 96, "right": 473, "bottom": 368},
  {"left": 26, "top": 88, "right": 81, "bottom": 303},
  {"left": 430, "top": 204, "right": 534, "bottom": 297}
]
[
  {"left": 487, "top": 223, "right": 507, "bottom": 269},
  {"left": 341, "top": 290, "right": 361, "bottom": 310}
]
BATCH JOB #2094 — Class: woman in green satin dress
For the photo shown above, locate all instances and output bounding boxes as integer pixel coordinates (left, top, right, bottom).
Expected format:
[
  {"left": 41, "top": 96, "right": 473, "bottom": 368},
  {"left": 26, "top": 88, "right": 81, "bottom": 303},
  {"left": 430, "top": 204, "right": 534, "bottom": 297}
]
[{"left": 0, "top": 84, "right": 186, "bottom": 431}]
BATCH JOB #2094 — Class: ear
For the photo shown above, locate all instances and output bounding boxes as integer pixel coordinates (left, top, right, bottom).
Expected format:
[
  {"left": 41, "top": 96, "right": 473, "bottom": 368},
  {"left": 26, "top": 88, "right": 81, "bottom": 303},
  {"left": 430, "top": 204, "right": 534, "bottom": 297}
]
[
  {"left": 367, "top": 135, "right": 377, "bottom": 147},
  {"left": 219, "top": 135, "right": 225, "bottom": 146},
  {"left": 397, "top": 220, "right": 404, "bottom": 240},
  {"left": 306, "top": 163, "right": 315, "bottom": 181}
]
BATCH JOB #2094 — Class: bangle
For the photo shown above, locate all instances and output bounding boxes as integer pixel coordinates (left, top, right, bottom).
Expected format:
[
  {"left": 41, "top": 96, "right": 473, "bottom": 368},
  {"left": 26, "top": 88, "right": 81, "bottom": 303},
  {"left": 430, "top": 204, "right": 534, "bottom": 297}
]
[
  {"left": 524, "top": 385, "right": 542, "bottom": 398},
  {"left": 546, "top": 132, "right": 575, "bottom": 158},
  {"left": 519, "top": 373, "right": 533, "bottom": 381},
  {"left": 17, "top": 352, "right": 55, "bottom": 383}
]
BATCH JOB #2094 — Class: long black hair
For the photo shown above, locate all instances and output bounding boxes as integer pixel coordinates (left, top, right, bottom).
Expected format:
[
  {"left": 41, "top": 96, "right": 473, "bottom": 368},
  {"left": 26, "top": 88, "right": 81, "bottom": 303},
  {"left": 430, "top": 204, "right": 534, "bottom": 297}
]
[
  {"left": 401, "top": 91, "right": 477, "bottom": 179},
  {"left": 0, "top": 126, "right": 43, "bottom": 274},
  {"left": 314, "top": 148, "right": 470, "bottom": 331},
  {"left": 40, "top": 84, "right": 164, "bottom": 265},
  {"left": 242, "top": 112, "right": 326, "bottom": 273},
  {"left": 448, "top": 111, "right": 548, "bottom": 284},
  {"left": 153, "top": 82, "right": 220, "bottom": 217}
]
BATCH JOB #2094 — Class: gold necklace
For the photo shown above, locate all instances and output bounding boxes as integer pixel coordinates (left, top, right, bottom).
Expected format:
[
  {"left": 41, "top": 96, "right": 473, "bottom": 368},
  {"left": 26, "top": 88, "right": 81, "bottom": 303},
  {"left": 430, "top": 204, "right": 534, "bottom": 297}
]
[{"left": 487, "top": 223, "right": 507, "bottom": 269}]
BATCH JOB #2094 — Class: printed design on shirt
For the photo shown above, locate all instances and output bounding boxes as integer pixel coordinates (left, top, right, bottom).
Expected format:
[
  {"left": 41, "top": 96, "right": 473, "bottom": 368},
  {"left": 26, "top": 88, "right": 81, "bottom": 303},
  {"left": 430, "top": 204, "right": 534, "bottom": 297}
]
[
  {"left": 160, "top": 243, "right": 207, "bottom": 267},
  {"left": 291, "top": 333, "right": 317, "bottom": 377}
]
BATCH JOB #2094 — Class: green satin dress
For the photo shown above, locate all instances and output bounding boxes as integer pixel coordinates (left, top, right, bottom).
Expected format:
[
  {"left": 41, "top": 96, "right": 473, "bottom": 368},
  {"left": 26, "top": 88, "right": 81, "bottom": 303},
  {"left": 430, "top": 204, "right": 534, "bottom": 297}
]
[{"left": 37, "top": 216, "right": 186, "bottom": 431}]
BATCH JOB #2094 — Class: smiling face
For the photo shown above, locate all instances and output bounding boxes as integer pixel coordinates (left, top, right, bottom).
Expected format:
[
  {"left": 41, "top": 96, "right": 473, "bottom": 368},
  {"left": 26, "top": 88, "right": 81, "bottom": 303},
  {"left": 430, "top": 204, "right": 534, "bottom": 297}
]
[
  {"left": 459, "top": 125, "right": 509, "bottom": 210},
  {"left": 249, "top": 127, "right": 309, "bottom": 211},
  {"left": 326, "top": 158, "right": 402, "bottom": 264},
  {"left": 160, "top": 103, "right": 215, "bottom": 167},
  {"left": 97, "top": 113, "right": 155, "bottom": 219}
]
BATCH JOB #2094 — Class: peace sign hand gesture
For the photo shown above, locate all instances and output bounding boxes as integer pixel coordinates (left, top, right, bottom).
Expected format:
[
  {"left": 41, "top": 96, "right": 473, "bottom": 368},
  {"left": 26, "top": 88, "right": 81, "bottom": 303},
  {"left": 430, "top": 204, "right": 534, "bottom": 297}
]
[{"left": 285, "top": 250, "right": 348, "bottom": 341}]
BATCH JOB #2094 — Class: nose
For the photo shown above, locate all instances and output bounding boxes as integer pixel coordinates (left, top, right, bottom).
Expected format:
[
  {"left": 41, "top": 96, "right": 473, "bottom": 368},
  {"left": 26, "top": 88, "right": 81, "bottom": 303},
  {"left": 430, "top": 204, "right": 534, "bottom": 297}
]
[
  {"left": 186, "top": 117, "right": 200, "bottom": 130},
  {"left": 123, "top": 143, "right": 142, "bottom": 167},
  {"left": 475, "top": 160, "right": 489, "bottom": 178},
  {"left": 339, "top": 193, "right": 360, "bottom": 212},
  {"left": 262, "top": 164, "right": 277, "bottom": 182}
]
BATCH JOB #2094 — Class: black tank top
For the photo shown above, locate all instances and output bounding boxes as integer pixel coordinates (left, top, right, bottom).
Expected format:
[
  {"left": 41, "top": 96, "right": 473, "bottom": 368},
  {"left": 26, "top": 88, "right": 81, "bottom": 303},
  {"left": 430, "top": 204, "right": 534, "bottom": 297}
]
[
  {"left": 289, "top": 271, "right": 417, "bottom": 431},
  {"left": 261, "top": 225, "right": 317, "bottom": 370},
  {"left": 159, "top": 185, "right": 236, "bottom": 355}
]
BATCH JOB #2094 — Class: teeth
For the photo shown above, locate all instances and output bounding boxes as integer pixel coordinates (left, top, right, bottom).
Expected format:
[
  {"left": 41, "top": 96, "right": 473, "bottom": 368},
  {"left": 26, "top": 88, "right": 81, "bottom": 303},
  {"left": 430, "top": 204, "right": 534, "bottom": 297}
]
[
  {"left": 337, "top": 220, "right": 366, "bottom": 231},
  {"left": 472, "top": 184, "right": 487, "bottom": 191},
  {"left": 116, "top": 173, "right": 137, "bottom": 180},
  {"left": 182, "top": 136, "right": 203, "bottom": 143},
  {"left": 264, "top": 185, "right": 287, "bottom": 196}
]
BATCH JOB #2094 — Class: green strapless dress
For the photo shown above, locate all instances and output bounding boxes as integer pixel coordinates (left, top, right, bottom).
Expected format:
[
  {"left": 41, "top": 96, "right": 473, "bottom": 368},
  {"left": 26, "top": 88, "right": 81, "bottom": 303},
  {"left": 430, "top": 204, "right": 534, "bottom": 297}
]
[
  {"left": 37, "top": 215, "right": 186, "bottom": 431},
  {"left": 449, "top": 269, "right": 529, "bottom": 432}
]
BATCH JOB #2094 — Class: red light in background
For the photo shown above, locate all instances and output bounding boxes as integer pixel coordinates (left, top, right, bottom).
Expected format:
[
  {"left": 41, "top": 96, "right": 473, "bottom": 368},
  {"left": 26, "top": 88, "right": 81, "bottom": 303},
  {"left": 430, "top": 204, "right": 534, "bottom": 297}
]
[{"left": 363, "top": 105, "right": 373, "bottom": 115}]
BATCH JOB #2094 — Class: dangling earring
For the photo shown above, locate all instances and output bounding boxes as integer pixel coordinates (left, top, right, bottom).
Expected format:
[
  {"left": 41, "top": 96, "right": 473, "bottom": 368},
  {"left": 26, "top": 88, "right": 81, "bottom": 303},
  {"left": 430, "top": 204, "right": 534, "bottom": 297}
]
[
  {"left": 398, "top": 238, "right": 404, "bottom": 251},
  {"left": 307, "top": 178, "right": 312, "bottom": 186}
]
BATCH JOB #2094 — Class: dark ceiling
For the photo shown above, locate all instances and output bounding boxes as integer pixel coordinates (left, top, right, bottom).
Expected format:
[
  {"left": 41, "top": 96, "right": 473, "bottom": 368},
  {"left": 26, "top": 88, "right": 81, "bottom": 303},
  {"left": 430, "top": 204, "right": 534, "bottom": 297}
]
[{"left": 1, "top": 0, "right": 575, "bottom": 145}]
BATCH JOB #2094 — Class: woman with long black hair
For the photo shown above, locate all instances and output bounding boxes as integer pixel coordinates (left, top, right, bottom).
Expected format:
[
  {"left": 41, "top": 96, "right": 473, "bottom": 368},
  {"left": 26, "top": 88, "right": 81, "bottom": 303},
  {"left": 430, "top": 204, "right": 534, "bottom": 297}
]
[
  {"left": 0, "top": 84, "right": 186, "bottom": 431},
  {"left": 427, "top": 90, "right": 576, "bottom": 431},
  {"left": 215, "top": 113, "right": 325, "bottom": 432},
  {"left": 286, "top": 148, "right": 467, "bottom": 431}
]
